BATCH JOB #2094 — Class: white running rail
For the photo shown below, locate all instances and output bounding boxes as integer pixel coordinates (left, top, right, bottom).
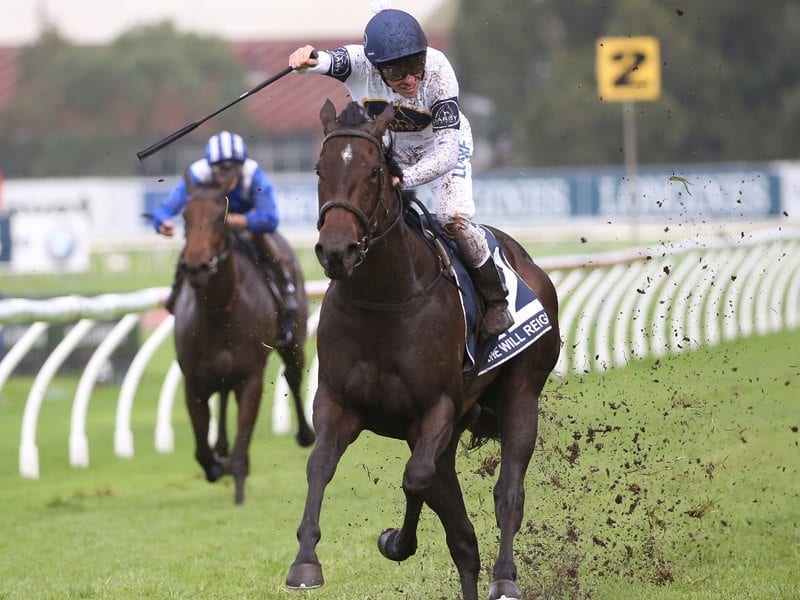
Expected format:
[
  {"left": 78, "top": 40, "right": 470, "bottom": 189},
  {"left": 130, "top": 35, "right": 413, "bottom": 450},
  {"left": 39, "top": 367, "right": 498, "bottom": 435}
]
[{"left": 2, "top": 229, "right": 799, "bottom": 477}]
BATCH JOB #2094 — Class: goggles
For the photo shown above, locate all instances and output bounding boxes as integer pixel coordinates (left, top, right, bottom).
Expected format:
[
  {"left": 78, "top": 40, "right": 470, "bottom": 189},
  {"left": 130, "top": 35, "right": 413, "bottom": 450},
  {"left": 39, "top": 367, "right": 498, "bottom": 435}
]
[
  {"left": 211, "top": 160, "right": 240, "bottom": 172},
  {"left": 378, "top": 52, "right": 426, "bottom": 82}
]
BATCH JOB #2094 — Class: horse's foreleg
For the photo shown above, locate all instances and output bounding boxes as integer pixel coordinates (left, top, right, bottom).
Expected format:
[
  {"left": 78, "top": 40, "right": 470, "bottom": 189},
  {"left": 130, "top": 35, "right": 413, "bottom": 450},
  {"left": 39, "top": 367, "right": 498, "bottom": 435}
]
[
  {"left": 228, "top": 374, "right": 264, "bottom": 505},
  {"left": 279, "top": 345, "right": 315, "bottom": 447},
  {"left": 286, "top": 392, "right": 361, "bottom": 590},
  {"left": 215, "top": 390, "right": 230, "bottom": 457},
  {"left": 184, "top": 382, "right": 224, "bottom": 483},
  {"left": 378, "top": 397, "right": 456, "bottom": 564}
]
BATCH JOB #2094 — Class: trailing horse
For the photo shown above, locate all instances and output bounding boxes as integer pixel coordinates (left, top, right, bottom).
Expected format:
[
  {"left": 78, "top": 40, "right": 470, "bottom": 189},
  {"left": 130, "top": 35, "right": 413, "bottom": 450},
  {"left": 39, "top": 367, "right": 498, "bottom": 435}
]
[
  {"left": 285, "top": 100, "right": 560, "bottom": 600},
  {"left": 173, "top": 184, "right": 315, "bottom": 505}
]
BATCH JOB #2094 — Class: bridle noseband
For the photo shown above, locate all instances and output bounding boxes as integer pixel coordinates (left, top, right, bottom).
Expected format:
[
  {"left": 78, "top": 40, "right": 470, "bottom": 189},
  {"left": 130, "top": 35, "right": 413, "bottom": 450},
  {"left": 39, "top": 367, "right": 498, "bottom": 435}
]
[{"left": 317, "top": 128, "right": 403, "bottom": 262}]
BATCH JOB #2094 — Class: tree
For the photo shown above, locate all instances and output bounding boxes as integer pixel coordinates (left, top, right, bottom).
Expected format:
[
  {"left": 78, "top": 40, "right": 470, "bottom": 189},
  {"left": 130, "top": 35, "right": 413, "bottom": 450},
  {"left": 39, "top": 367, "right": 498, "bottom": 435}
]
[
  {"left": 0, "top": 22, "right": 254, "bottom": 177},
  {"left": 451, "top": 0, "right": 800, "bottom": 169}
]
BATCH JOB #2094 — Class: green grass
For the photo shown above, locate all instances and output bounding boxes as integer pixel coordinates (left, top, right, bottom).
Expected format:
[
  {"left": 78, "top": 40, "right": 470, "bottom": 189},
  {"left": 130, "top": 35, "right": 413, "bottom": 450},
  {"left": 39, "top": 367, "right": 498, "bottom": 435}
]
[{"left": 1, "top": 329, "right": 798, "bottom": 599}]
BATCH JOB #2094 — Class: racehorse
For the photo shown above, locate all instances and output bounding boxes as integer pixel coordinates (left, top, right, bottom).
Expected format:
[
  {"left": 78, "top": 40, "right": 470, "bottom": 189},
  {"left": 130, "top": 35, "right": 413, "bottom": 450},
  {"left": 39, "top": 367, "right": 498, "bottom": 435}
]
[
  {"left": 285, "top": 100, "right": 560, "bottom": 600},
  {"left": 173, "top": 183, "right": 315, "bottom": 505}
]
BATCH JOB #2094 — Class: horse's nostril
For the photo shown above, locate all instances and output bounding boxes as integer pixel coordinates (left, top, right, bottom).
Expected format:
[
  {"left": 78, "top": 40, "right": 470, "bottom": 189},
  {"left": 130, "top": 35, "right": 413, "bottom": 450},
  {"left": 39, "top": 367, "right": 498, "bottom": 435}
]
[
  {"left": 345, "top": 243, "right": 362, "bottom": 264},
  {"left": 184, "top": 263, "right": 208, "bottom": 277}
]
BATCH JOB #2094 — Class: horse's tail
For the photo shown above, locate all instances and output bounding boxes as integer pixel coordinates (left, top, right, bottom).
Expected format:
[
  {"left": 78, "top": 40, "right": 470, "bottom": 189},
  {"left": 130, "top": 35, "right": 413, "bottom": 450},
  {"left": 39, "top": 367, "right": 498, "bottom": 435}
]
[{"left": 465, "top": 407, "right": 499, "bottom": 449}]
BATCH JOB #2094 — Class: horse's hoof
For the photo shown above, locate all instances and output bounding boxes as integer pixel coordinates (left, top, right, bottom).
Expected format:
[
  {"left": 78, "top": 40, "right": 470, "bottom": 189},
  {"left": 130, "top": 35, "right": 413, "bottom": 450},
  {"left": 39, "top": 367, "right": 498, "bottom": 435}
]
[
  {"left": 205, "top": 461, "right": 225, "bottom": 482},
  {"left": 377, "top": 528, "right": 416, "bottom": 562},
  {"left": 295, "top": 429, "right": 316, "bottom": 448},
  {"left": 285, "top": 563, "right": 324, "bottom": 590},
  {"left": 488, "top": 579, "right": 522, "bottom": 600}
]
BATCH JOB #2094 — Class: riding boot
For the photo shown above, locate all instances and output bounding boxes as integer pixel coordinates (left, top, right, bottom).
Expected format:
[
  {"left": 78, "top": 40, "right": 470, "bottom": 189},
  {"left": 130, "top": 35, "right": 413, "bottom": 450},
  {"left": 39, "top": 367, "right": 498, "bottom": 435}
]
[
  {"left": 468, "top": 257, "right": 514, "bottom": 339},
  {"left": 255, "top": 235, "right": 299, "bottom": 347},
  {"left": 271, "top": 264, "right": 299, "bottom": 347}
]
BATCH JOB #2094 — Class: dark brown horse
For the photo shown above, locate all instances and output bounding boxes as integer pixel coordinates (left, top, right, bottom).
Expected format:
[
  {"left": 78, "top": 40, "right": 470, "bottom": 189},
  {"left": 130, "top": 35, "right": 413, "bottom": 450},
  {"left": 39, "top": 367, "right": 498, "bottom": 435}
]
[
  {"left": 173, "top": 184, "right": 315, "bottom": 505},
  {"left": 285, "top": 100, "right": 560, "bottom": 600}
]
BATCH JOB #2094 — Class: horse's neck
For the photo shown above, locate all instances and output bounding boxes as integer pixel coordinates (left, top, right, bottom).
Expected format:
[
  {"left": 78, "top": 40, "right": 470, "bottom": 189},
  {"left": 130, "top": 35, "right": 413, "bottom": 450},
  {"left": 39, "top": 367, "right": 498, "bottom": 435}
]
[
  {"left": 195, "top": 246, "right": 239, "bottom": 313},
  {"left": 340, "top": 219, "right": 438, "bottom": 304}
]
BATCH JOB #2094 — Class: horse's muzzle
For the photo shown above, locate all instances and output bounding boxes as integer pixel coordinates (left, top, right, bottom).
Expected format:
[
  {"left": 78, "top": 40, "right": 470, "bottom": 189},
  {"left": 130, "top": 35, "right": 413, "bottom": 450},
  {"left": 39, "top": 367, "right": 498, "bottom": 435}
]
[
  {"left": 315, "top": 239, "right": 362, "bottom": 280},
  {"left": 181, "top": 261, "right": 214, "bottom": 288}
]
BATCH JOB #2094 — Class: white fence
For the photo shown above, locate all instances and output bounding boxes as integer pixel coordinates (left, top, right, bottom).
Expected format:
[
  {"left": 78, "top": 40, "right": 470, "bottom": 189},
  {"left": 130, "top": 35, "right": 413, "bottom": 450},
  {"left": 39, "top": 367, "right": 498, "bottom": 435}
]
[
  {"left": 543, "top": 228, "right": 800, "bottom": 375},
  {"left": 2, "top": 228, "right": 799, "bottom": 478}
]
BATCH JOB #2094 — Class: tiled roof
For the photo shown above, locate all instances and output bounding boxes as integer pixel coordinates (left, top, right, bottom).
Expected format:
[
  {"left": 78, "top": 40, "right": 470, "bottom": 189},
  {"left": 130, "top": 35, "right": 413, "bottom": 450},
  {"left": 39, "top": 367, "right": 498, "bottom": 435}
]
[
  {"left": 0, "top": 34, "right": 448, "bottom": 134},
  {"left": 230, "top": 34, "right": 448, "bottom": 135},
  {"left": 231, "top": 38, "right": 354, "bottom": 135},
  {"left": 0, "top": 46, "right": 20, "bottom": 104}
]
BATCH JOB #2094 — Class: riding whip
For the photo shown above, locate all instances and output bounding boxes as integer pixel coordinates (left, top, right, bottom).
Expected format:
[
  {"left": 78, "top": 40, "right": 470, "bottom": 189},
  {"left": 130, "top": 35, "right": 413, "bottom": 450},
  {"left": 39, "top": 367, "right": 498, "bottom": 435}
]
[{"left": 137, "top": 51, "right": 317, "bottom": 161}]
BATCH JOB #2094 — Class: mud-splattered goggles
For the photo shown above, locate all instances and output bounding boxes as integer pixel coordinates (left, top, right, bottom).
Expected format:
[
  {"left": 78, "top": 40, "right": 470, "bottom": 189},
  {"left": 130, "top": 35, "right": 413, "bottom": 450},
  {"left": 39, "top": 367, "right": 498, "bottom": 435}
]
[{"left": 378, "top": 52, "right": 427, "bottom": 82}]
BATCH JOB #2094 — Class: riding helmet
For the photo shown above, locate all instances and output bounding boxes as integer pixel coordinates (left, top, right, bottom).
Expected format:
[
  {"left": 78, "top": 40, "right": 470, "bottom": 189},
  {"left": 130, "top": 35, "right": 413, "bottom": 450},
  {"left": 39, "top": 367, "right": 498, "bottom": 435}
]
[
  {"left": 363, "top": 9, "right": 428, "bottom": 65},
  {"left": 205, "top": 131, "right": 248, "bottom": 164}
]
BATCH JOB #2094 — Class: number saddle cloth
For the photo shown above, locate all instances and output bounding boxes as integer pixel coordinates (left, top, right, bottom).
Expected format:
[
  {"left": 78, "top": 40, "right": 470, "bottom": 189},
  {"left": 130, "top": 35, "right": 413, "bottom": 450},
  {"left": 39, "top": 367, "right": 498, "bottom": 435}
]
[{"left": 404, "top": 203, "right": 553, "bottom": 376}]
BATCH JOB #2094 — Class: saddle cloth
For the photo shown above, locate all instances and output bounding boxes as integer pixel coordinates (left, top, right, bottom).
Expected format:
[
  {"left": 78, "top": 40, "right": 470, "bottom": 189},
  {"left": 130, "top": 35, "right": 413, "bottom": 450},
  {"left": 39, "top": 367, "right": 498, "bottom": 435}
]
[{"left": 408, "top": 209, "right": 553, "bottom": 376}]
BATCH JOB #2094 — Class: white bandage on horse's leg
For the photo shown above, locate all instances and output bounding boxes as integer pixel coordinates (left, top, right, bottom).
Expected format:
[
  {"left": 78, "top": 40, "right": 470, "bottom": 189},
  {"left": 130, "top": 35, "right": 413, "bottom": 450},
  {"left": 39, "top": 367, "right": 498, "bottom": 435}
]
[{"left": 442, "top": 215, "right": 490, "bottom": 269}]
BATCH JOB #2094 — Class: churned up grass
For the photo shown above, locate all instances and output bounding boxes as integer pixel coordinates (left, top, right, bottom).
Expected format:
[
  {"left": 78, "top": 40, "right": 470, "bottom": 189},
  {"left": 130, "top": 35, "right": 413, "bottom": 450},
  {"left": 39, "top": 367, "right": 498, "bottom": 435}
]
[{"left": 0, "top": 329, "right": 797, "bottom": 599}]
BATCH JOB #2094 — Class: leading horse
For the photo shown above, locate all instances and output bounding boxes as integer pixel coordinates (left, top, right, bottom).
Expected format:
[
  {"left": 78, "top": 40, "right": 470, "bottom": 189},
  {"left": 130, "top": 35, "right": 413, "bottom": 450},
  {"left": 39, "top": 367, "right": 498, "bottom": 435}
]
[
  {"left": 285, "top": 100, "right": 560, "bottom": 600},
  {"left": 173, "top": 184, "right": 315, "bottom": 505}
]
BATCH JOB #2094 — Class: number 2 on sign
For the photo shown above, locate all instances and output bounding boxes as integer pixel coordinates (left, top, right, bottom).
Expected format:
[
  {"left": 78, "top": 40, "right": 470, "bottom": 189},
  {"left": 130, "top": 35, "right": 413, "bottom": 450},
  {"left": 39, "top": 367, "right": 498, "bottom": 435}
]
[
  {"left": 596, "top": 36, "right": 660, "bottom": 102},
  {"left": 613, "top": 51, "right": 646, "bottom": 88}
]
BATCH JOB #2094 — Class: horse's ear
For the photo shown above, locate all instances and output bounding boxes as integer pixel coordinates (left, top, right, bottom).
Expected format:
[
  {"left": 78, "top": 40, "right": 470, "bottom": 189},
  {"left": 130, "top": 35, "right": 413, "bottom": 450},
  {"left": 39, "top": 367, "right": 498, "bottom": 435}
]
[
  {"left": 371, "top": 103, "right": 395, "bottom": 137},
  {"left": 320, "top": 99, "right": 337, "bottom": 134}
]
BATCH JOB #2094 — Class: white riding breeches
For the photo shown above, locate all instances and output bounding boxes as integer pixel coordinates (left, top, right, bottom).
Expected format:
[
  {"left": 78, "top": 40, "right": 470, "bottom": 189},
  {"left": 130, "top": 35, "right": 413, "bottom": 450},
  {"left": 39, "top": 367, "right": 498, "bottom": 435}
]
[{"left": 395, "top": 119, "right": 490, "bottom": 268}]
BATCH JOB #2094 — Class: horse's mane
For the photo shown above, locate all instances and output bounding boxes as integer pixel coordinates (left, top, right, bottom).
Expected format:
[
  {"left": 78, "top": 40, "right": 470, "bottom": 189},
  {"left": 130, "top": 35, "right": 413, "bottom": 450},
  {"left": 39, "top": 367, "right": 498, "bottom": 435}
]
[
  {"left": 337, "top": 101, "right": 372, "bottom": 127},
  {"left": 337, "top": 101, "right": 404, "bottom": 181}
]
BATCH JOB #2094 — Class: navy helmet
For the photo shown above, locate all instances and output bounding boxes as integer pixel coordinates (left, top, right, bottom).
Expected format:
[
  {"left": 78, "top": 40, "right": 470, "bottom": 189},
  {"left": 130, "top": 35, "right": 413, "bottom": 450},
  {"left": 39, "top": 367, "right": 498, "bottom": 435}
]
[
  {"left": 205, "top": 131, "right": 248, "bottom": 164},
  {"left": 363, "top": 9, "right": 427, "bottom": 65}
]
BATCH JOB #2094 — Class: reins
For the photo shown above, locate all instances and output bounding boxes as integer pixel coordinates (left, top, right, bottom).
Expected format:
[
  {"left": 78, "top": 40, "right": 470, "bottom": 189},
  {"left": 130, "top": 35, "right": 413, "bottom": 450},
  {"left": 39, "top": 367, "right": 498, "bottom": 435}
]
[
  {"left": 213, "top": 232, "right": 240, "bottom": 313},
  {"left": 317, "top": 125, "right": 452, "bottom": 309}
]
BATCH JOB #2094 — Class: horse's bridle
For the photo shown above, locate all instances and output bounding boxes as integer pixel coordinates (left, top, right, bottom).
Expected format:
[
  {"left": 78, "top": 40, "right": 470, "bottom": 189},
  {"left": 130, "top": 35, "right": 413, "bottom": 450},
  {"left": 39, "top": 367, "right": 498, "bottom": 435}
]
[
  {"left": 181, "top": 197, "right": 233, "bottom": 278},
  {"left": 205, "top": 241, "right": 231, "bottom": 276},
  {"left": 317, "top": 128, "right": 403, "bottom": 262},
  {"left": 177, "top": 218, "right": 239, "bottom": 313}
]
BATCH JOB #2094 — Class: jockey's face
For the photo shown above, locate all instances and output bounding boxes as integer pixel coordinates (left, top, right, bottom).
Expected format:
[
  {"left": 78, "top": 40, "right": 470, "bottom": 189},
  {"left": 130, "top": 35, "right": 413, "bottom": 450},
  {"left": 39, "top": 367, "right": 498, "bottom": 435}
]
[
  {"left": 385, "top": 73, "right": 422, "bottom": 98},
  {"left": 211, "top": 160, "right": 243, "bottom": 193},
  {"left": 378, "top": 52, "right": 425, "bottom": 99}
]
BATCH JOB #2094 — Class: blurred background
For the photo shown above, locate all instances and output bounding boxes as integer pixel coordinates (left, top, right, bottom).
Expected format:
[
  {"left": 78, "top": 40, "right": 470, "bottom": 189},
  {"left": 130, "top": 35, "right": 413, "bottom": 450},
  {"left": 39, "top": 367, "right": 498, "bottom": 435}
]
[
  {"left": 3, "top": 8, "right": 799, "bottom": 599},
  {"left": 1, "top": 0, "right": 799, "bottom": 283}
]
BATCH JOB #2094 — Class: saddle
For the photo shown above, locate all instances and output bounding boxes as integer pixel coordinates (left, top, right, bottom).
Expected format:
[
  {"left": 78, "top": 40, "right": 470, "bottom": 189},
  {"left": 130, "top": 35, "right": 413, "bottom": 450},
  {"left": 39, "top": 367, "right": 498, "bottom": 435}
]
[{"left": 402, "top": 194, "right": 553, "bottom": 376}]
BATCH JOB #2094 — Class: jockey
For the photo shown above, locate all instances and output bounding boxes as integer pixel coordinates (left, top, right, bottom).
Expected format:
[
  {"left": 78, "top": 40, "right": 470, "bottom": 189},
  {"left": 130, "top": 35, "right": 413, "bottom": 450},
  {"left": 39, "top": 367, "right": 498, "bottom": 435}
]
[
  {"left": 289, "top": 8, "right": 513, "bottom": 338},
  {"left": 151, "top": 130, "right": 299, "bottom": 346}
]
